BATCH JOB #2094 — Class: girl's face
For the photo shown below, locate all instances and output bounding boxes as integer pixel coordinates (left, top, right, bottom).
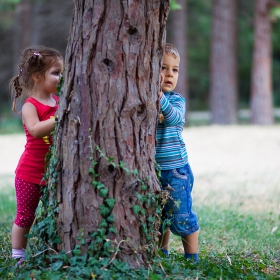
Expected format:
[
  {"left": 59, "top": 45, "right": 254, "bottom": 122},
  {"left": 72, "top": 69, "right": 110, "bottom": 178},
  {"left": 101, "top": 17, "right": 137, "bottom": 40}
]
[
  {"left": 161, "top": 53, "right": 180, "bottom": 93},
  {"left": 40, "top": 59, "right": 64, "bottom": 94}
]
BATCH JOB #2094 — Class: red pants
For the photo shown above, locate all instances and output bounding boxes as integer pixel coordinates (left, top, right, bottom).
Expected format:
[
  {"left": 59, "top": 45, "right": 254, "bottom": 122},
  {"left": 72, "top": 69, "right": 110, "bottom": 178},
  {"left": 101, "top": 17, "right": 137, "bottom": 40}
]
[{"left": 14, "top": 177, "right": 41, "bottom": 228}]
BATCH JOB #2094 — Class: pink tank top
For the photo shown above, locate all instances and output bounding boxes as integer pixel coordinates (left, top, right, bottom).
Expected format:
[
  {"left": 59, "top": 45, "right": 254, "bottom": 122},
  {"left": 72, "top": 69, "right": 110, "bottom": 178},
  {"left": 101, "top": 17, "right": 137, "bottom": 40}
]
[{"left": 15, "top": 95, "right": 59, "bottom": 185}]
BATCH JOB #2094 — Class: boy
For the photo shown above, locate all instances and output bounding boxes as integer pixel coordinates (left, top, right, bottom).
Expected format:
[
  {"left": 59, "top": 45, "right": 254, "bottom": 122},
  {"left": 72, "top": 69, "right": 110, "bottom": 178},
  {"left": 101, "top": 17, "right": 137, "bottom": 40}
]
[{"left": 156, "top": 43, "right": 199, "bottom": 261}]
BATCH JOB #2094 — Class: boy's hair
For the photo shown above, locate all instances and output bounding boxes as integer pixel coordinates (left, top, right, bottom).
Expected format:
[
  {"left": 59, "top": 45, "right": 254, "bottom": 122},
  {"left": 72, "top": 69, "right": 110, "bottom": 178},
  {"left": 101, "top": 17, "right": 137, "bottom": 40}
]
[
  {"left": 164, "top": 43, "right": 180, "bottom": 61},
  {"left": 9, "top": 45, "right": 63, "bottom": 113}
]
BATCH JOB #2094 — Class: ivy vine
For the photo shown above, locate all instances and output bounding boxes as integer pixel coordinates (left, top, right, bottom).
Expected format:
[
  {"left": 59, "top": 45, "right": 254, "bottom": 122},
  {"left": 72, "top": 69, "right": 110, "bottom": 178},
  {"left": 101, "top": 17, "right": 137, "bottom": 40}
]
[{"left": 13, "top": 82, "right": 166, "bottom": 278}]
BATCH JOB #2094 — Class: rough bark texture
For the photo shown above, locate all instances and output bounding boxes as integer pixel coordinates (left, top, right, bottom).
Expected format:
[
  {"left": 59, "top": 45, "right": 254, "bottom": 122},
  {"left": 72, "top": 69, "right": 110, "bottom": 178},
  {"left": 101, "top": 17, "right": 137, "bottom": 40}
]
[
  {"left": 250, "top": 0, "right": 274, "bottom": 124},
  {"left": 55, "top": 0, "right": 169, "bottom": 268},
  {"left": 210, "top": 0, "right": 238, "bottom": 124},
  {"left": 169, "top": 0, "right": 189, "bottom": 122}
]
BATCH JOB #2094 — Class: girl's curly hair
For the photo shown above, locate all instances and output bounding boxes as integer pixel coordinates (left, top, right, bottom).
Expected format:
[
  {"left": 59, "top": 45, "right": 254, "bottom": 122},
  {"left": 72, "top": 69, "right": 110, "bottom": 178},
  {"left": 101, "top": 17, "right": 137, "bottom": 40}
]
[{"left": 10, "top": 45, "right": 63, "bottom": 113}]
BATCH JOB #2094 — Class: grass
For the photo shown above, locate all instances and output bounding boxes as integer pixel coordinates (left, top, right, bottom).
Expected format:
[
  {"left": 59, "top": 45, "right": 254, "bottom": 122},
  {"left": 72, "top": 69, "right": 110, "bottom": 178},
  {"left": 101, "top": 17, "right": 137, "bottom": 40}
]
[
  {"left": 0, "top": 177, "right": 16, "bottom": 223},
  {"left": 0, "top": 117, "right": 23, "bottom": 135},
  {"left": 0, "top": 178, "right": 279, "bottom": 279},
  {"left": 0, "top": 123, "right": 280, "bottom": 278},
  {"left": 0, "top": 181, "right": 16, "bottom": 276}
]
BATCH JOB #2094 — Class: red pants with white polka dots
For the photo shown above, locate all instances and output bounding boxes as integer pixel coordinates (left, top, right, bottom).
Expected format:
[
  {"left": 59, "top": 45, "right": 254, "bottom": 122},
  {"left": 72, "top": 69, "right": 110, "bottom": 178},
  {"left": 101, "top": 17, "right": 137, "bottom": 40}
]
[{"left": 14, "top": 177, "right": 42, "bottom": 228}]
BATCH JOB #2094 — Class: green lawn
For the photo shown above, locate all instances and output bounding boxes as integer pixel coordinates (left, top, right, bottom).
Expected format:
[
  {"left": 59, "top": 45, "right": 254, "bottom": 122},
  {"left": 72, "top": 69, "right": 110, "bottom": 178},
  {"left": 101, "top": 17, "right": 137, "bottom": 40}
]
[
  {"left": 0, "top": 176, "right": 16, "bottom": 224},
  {"left": 0, "top": 179, "right": 279, "bottom": 279},
  {"left": 1, "top": 124, "right": 280, "bottom": 279}
]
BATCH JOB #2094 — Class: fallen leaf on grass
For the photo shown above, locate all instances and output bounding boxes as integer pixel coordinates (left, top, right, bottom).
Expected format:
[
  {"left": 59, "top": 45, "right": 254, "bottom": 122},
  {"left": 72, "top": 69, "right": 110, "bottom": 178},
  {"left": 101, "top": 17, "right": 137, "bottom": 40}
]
[
  {"left": 271, "top": 226, "right": 278, "bottom": 234},
  {"left": 226, "top": 255, "right": 232, "bottom": 265}
]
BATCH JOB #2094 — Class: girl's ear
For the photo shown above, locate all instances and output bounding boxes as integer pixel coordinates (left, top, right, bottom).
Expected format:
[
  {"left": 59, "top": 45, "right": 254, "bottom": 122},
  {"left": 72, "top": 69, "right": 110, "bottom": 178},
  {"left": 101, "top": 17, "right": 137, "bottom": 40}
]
[{"left": 32, "top": 72, "right": 41, "bottom": 82}]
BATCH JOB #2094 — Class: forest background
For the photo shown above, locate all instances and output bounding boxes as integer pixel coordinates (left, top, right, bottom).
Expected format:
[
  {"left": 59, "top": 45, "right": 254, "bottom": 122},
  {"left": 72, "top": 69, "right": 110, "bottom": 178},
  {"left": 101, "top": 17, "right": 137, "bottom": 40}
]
[
  {"left": 0, "top": 1, "right": 280, "bottom": 278},
  {"left": 1, "top": 0, "right": 280, "bottom": 129}
]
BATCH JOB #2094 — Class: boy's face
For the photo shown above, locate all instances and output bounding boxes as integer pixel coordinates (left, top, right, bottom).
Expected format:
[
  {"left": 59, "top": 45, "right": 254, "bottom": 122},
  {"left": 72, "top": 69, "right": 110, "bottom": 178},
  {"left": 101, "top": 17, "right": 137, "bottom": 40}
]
[{"left": 161, "top": 53, "right": 179, "bottom": 93}]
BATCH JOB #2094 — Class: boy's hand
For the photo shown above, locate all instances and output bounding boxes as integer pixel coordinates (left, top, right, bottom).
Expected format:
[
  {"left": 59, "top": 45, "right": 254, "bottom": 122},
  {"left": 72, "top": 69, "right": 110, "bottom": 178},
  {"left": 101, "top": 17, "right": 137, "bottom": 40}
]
[
  {"left": 159, "top": 73, "right": 164, "bottom": 98},
  {"left": 158, "top": 73, "right": 164, "bottom": 123}
]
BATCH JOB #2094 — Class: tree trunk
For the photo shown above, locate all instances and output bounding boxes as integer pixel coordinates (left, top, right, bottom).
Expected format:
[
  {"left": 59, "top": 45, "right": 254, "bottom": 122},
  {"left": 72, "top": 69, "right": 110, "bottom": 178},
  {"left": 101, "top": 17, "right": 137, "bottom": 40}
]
[
  {"left": 55, "top": 0, "right": 170, "bottom": 268},
  {"left": 13, "top": 0, "right": 32, "bottom": 73},
  {"left": 250, "top": 0, "right": 274, "bottom": 124},
  {"left": 30, "top": 1, "right": 43, "bottom": 45},
  {"left": 169, "top": 0, "right": 189, "bottom": 122},
  {"left": 210, "top": 0, "right": 238, "bottom": 124}
]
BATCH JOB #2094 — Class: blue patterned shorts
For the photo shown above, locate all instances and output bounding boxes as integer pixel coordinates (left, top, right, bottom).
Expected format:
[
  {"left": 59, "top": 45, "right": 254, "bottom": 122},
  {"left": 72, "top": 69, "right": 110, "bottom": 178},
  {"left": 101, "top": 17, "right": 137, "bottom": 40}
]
[{"left": 160, "top": 163, "right": 199, "bottom": 236}]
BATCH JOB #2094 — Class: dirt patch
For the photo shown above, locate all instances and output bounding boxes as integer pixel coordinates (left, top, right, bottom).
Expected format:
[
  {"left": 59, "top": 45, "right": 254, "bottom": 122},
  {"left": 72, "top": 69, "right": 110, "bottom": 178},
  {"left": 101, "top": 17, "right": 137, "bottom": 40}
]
[{"left": 1, "top": 125, "right": 279, "bottom": 214}]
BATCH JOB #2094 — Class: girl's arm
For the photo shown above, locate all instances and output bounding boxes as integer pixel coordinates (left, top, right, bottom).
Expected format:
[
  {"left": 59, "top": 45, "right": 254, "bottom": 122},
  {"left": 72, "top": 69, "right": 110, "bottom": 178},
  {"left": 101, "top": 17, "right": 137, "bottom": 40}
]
[{"left": 22, "top": 102, "right": 56, "bottom": 138}]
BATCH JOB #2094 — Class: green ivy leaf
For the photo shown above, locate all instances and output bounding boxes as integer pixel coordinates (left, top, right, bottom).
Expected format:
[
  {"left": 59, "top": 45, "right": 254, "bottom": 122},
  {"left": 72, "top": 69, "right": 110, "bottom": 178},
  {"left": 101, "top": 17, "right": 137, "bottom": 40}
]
[
  {"left": 105, "top": 198, "right": 115, "bottom": 209},
  {"left": 99, "top": 188, "right": 108, "bottom": 198},
  {"left": 100, "top": 204, "right": 111, "bottom": 216},
  {"left": 107, "top": 214, "right": 115, "bottom": 223},
  {"left": 136, "top": 192, "right": 143, "bottom": 202},
  {"left": 141, "top": 184, "right": 147, "bottom": 191},
  {"left": 99, "top": 218, "right": 108, "bottom": 228},
  {"left": 108, "top": 156, "right": 115, "bottom": 163},
  {"left": 108, "top": 227, "right": 117, "bottom": 235},
  {"left": 92, "top": 181, "right": 104, "bottom": 189},
  {"left": 50, "top": 260, "right": 63, "bottom": 271},
  {"left": 124, "top": 167, "right": 130, "bottom": 174},
  {"left": 132, "top": 205, "right": 140, "bottom": 215}
]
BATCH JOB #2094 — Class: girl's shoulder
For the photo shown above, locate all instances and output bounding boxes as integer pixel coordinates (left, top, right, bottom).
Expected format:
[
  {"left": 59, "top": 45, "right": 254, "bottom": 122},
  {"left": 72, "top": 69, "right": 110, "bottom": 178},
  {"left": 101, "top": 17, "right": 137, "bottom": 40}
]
[
  {"left": 25, "top": 95, "right": 59, "bottom": 106},
  {"left": 25, "top": 97, "right": 37, "bottom": 106}
]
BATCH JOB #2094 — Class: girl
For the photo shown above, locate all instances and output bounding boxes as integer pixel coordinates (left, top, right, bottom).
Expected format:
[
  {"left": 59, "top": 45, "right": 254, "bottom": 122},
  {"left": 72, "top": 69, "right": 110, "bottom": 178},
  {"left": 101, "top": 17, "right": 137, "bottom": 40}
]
[{"left": 9, "top": 45, "right": 63, "bottom": 262}]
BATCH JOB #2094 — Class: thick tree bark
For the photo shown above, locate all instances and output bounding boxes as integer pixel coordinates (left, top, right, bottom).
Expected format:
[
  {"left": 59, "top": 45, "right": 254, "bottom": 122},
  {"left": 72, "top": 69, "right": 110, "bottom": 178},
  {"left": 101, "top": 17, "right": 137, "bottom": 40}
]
[
  {"left": 169, "top": 0, "right": 189, "bottom": 121},
  {"left": 55, "top": 0, "right": 169, "bottom": 268},
  {"left": 250, "top": 0, "right": 274, "bottom": 124},
  {"left": 210, "top": 0, "right": 238, "bottom": 124}
]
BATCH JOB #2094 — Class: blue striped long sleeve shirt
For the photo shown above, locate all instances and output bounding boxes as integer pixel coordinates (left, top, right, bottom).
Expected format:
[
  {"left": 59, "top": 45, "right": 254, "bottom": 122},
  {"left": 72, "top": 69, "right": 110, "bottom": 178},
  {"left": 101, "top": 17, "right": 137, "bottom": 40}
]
[{"left": 155, "top": 91, "right": 188, "bottom": 170}]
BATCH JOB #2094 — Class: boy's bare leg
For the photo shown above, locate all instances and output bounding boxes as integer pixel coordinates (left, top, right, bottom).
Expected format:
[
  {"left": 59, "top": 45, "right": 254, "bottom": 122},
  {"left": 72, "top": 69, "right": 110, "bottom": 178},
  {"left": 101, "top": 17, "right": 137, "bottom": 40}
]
[
  {"left": 158, "top": 227, "right": 171, "bottom": 250},
  {"left": 182, "top": 231, "right": 199, "bottom": 254}
]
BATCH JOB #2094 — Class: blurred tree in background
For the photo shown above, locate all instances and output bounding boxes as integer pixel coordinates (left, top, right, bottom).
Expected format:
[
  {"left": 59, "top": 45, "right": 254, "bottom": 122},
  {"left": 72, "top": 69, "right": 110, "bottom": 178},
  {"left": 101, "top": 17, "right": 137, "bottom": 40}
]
[
  {"left": 250, "top": 0, "right": 280, "bottom": 124},
  {"left": 210, "top": 0, "right": 238, "bottom": 124},
  {"left": 1, "top": 0, "right": 280, "bottom": 125},
  {"left": 0, "top": 0, "right": 73, "bottom": 113},
  {"left": 168, "top": 0, "right": 189, "bottom": 121},
  {"left": 168, "top": 0, "right": 280, "bottom": 124}
]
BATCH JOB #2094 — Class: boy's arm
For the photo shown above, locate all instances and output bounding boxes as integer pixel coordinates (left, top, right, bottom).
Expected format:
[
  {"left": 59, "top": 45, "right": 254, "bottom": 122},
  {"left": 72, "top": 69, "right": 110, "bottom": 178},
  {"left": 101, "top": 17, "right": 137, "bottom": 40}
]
[{"left": 160, "top": 94, "right": 185, "bottom": 126}]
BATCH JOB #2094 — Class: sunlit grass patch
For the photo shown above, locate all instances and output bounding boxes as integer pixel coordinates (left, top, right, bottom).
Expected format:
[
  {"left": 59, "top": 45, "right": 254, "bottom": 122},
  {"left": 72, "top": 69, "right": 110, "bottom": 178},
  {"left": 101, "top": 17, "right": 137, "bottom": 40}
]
[
  {"left": 198, "top": 206, "right": 280, "bottom": 254},
  {"left": 168, "top": 205, "right": 280, "bottom": 278},
  {"left": 170, "top": 205, "right": 280, "bottom": 254},
  {"left": 0, "top": 179, "right": 15, "bottom": 224},
  {"left": 0, "top": 125, "right": 280, "bottom": 278},
  {"left": 0, "top": 117, "right": 23, "bottom": 135},
  {"left": 0, "top": 184, "right": 15, "bottom": 276}
]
